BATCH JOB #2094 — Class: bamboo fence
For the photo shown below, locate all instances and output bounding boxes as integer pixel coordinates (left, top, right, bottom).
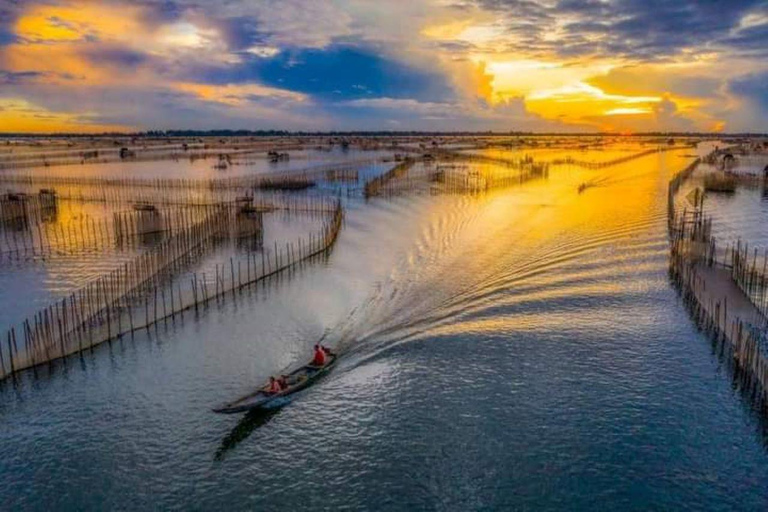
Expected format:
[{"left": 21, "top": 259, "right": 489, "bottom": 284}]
[
  {"left": 0, "top": 204, "right": 215, "bottom": 260},
  {"left": 668, "top": 156, "right": 768, "bottom": 406},
  {"left": 0, "top": 198, "right": 343, "bottom": 380}
]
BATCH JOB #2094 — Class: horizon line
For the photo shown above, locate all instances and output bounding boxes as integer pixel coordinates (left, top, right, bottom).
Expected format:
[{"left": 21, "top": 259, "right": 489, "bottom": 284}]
[{"left": 1, "top": 130, "right": 767, "bottom": 138}]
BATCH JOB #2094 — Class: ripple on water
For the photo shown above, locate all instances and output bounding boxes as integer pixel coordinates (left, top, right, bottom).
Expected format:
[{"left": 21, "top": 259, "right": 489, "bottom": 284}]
[{"left": 1, "top": 149, "right": 768, "bottom": 510}]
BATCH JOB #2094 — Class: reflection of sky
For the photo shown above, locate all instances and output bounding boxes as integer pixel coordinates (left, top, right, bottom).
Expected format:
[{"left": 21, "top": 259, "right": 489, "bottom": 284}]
[
  {"left": 17, "top": 148, "right": 393, "bottom": 180},
  {"left": 704, "top": 181, "right": 768, "bottom": 249},
  {"left": 1, "top": 1, "right": 768, "bottom": 133},
  {"left": 0, "top": 246, "right": 141, "bottom": 334},
  {"left": 0, "top": 199, "right": 142, "bottom": 332}
]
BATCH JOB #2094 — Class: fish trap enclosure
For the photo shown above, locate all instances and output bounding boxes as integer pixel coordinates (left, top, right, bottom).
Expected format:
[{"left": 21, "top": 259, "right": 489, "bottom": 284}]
[
  {"left": 668, "top": 151, "right": 768, "bottom": 410},
  {"left": 0, "top": 195, "right": 343, "bottom": 381}
]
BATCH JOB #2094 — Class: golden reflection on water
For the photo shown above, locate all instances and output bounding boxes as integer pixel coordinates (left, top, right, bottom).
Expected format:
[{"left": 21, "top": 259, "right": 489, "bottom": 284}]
[{"left": 401, "top": 149, "right": 696, "bottom": 339}]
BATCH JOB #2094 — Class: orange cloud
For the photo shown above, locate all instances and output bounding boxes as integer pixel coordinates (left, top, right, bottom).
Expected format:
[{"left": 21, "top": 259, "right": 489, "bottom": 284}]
[
  {"left": 15, "top": 2, "right": 144, "bottom": 44},
  {"left": 0, "top": 98, "right": 129, "bottom": 133},
  {"left": 4, "top": 2, "right": 147, "bottom": 86},
  {"left": 173, "top": 83, "right": 308, "bottom": 106}
]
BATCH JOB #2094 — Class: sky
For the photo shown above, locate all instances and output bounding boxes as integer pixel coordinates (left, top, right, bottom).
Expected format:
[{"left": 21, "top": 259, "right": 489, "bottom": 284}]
[{"left": 0, "top": 0, "right": 767, "bottom": 133}]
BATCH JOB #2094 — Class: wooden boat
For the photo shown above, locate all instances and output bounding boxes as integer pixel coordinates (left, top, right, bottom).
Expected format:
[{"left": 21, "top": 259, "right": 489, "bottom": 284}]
[{"left": 212, "top": 353, "right": 337, "bottom": 414}]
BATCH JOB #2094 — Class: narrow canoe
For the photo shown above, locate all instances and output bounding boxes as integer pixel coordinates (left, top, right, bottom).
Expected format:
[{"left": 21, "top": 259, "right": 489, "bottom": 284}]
[{"left": 212, "top": 354, "right": 337, "bottom": 414}]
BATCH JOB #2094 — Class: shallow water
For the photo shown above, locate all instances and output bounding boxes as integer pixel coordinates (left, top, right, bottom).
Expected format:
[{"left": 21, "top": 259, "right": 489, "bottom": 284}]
[
  {"left": 9, "top": 147, "right": 391, "bottom": 180},
  {"left": 2, "top": 148, "right": 768, "bottom": 510},
  {"left": 704, "top": 183, "right": 768, "bottom": 248}
]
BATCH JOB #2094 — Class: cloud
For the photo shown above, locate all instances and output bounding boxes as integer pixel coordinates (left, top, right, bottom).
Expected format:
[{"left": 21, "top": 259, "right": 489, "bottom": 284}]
[
  {"left": 730, "top": 71, "right": 768, "bottom": 110},
  {"left": 210, "top": 45, "right": 456, "bottom": 103},
  {"left": 0, "top": 96, "right": 129, "bottom": 132},
  {"left": 341, "top": 97, "right": 453, "bottom": 115},
  {"left": 173, "top": 82, "right": 308, "bottom": 106},
  {"left": 338, "top": 94, "right": 580, "bottom": 131},
  {"left": 0, "top": 0, "right": 767, "bottom": 132},
  {"left": 460, "top": 0, "right": 768, "bottom": 61},
  {"left": 176, "top": 0, "right": 354, "bottom": 50},
  {"left": 0, "top": 70, "right": 45, "bottom": 84}
]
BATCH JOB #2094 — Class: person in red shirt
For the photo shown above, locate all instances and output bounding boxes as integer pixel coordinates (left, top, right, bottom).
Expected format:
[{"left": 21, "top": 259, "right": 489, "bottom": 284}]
[
  {"left": 312, "top": 344, "right": 327, "bottom": 366},
  {"left": 266, "top": 376, "right": 282, "bottom": 394}
]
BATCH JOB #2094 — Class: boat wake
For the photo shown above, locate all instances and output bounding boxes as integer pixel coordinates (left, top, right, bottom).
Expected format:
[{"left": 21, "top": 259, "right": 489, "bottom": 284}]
[{"left": 325, "top": 153, "right": 679, "bottom": 372}]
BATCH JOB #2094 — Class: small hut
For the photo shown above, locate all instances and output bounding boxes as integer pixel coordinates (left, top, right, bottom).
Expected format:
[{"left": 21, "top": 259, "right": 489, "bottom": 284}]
[
  {"left": 133, "top": 203, "right": 163, "bottom": 236},
  {"left": 119, "top": 147, "right": 136, "bottom": 159},
  {"left": 213, "top": 154, "right": 231, "bottom": 170},
  {"left": 0, "top": 192, "right": 28, "bottom": 223},
  {"left": 721, "top": 153, "right": 736, "bottom": 172},
  {"left": 38, "top": 189, "right": 58, "bottom": 221},
  {"left": 233, "top": 197, "right": 264, "bottom": 244},
  {"left": 267, "top": 151, "right": 289, "bottom": 163}
]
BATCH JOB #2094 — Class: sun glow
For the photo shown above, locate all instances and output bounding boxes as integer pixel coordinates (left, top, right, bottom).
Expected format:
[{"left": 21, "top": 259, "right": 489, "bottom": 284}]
[
  {"left": 525, "top": 82, "right": 665, "bottom": 125},
  {"left": 604, "top": 108, "right": 652, "bottom": 116},
  {"left": 483, "top": 59, "right": 615, "bottom": 101},
  {"left": 0, "top": 98, "right": 128, "bottom": 133}
]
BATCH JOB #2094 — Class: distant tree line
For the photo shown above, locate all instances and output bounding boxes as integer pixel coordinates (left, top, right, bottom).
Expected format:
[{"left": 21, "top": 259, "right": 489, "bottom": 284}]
[{"left": 1, "top": 130, "right": 767, "bottom": 138}]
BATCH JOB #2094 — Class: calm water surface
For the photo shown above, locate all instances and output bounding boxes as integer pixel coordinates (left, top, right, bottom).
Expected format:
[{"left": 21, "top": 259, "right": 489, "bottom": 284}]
[{"left": 2, "top": 149, "right": 768, "bottom": 510}]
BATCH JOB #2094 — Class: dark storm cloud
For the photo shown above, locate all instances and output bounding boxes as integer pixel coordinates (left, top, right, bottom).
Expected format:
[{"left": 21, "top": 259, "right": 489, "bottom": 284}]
[
  {"left": 0, "top": 28, "right": 15, "bottom": 45},
  {"left": 132, "top": 0, "right": 187, "bottom": 26},
  {"left": 0, "top": 70, "right": 44, "bottom": 84},
  {"left": 472, "top": 0, "right": 768, "bottom": 60},
  {"left": 720, "top": 22, "right": 768, "bottom": 56},
  {"left": 0, "top": 0, "right": 22, "bottom": 45},
  {"left": 216, "top": 16, "right": 262, "bottom": 51},
  {"left": 81, "top": 47, "right": 148, "bottom": 67},
  {"left": 730, "top": 71, "right": 768, "bottom": 109}
]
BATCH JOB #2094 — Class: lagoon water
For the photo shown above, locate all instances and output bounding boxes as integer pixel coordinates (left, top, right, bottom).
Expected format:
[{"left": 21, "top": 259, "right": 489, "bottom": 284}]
[{"left": 2, "top": 148, "right": 768, "bottom": 510}]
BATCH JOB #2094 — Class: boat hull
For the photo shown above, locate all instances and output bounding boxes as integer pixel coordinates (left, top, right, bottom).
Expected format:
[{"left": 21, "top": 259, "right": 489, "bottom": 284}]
[{"left": 213, "top": 354, "right": 337, "bottom": 414}]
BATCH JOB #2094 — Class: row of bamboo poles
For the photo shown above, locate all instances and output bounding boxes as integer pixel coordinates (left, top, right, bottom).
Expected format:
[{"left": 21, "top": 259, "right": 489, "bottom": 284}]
[
  {"left": 363, "top": 156, "right": 551, "bottom": 198},
  {"left": 365, "top": 144, "right": 682, "bottom": 199},
  {"left": 553, "top": 145, "right": 692, "bottom": 169},
  {"left": 670, "top": 238, "right": 768, "bottom": 399},
  {"left": 0, "top": 198, "right": 343, "bottom": 381},
  {"left": 729, "top": 240, "right": 768, "bottom": 320},
  {"left": 0, "top": 204, "right": 210, "bottom": 260},
  {"left": 435, "top": 152, "right": 548, "bottom": 170},
  {"left": 0, "top": 190, "right": 57, "bottom": 224},
  {"left": 667, "top": 158, "right": 701, "bottom": 230},
  {"left": 0, "top": 188, "right": 335, "bottom": 264},
  {"left": 364, "top": 160, "right": 416, "bottom": 197},
  {"left": 439, "top": 160, "right": 549, "bottom": 193},
  {"left": 667, "top": 155, "right": 768, "bottom": 406},
  {"left": 0, "top": 140, "right": 314, "bottom": 171},
  {"left": 0, "top": 161, "right": 373, "bottom": 206},
  {"left": 0, "top": 203, "right": 227, "bottom": 379},
  {"left": 428, "top": 143, "right": 687, "bottom": 171},
  {"left": 0, "top": 149, "right": 253, "bottom": 171},
  {"left": 0, "top": 138, "right": 317, "bottom": 161},
  {"left": 0, "top": 142, "right": 205, "bottom": 161},
  {"left": 669, "top": 213, "right": 768, "bottom": 404},
  {"left": 0, "top": 156, "right": 376, "bottom": 188}
]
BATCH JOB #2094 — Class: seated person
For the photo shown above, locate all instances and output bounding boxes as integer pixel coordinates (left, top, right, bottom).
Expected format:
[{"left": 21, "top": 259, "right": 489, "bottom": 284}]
[
  {"left": 312, "top": 344, "right": 327, "bottom": 366},
  {"left": 266, "top": 376, "right": 283, "bottom": 394}
]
